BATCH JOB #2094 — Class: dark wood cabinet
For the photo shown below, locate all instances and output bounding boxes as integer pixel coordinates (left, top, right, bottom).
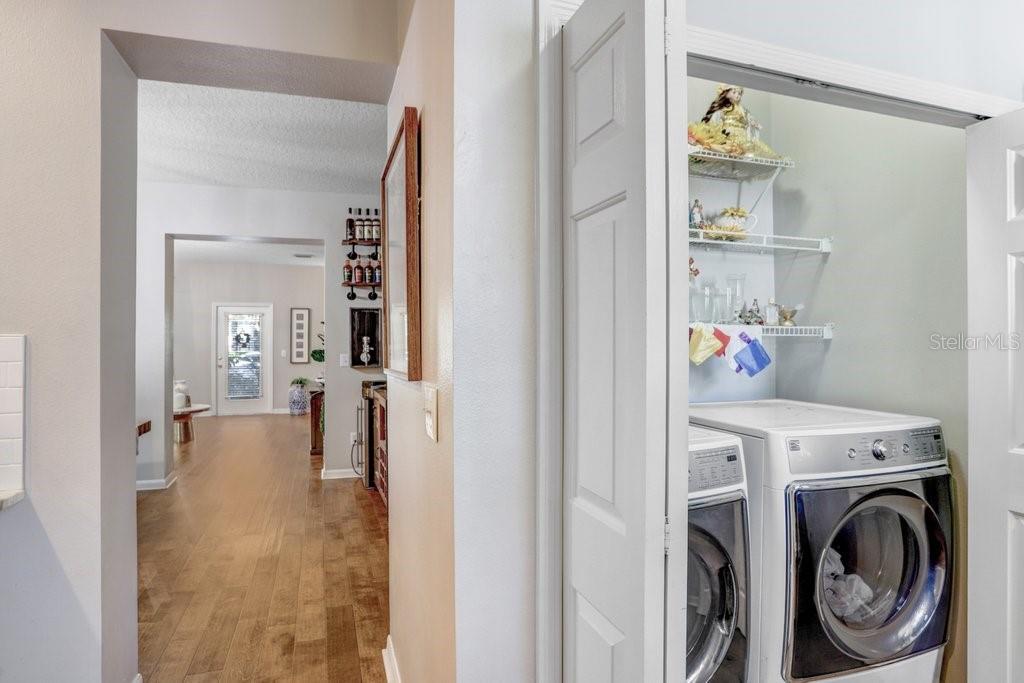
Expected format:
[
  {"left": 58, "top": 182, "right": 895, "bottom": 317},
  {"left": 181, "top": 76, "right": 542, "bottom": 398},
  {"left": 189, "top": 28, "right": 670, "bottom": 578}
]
[
  {"left": 372, "top": 387, "right": 388, "bottom": 507},
  {"left": 309, "top": 390, "right": 324, "bottom": 456}
]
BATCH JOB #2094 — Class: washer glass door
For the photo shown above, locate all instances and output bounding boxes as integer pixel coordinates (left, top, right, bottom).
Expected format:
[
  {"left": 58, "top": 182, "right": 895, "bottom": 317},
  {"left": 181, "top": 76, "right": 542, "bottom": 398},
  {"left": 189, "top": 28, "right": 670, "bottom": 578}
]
[
  {"left": 687, "top": 498, "right": 747, "bottom": 683},
  {"left": 788, "top": 474, "right": 953, "bottom": 680}
]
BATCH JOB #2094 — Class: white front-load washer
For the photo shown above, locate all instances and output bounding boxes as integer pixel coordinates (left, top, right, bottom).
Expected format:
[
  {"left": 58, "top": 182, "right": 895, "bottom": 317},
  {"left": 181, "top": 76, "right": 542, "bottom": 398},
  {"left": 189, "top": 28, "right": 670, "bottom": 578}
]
[
  {"left": 690, "top": 400, "right": 954, "bottom": 682},
  {"left": 687, "top": 426, "right": 750, "bottom": 683}
]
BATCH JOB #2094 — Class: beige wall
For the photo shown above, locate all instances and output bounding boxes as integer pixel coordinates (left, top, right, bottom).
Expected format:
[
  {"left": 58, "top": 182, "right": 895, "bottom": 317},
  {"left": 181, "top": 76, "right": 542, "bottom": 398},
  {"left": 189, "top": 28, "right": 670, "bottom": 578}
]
[
  {"left": 101, "top": 0, "right": 402, "bottom": 65},
  {"left": 172, "top": 260, "right": 325, "bottom": 412},
  {"left": 771, "top": 94, "right": 968, "bottom": 681},
  {"left": 0, "top": 4, "right": 138, "bottom": 680},
  {"left": 385, "top": 0, "right": 456, "bottom": 679}
]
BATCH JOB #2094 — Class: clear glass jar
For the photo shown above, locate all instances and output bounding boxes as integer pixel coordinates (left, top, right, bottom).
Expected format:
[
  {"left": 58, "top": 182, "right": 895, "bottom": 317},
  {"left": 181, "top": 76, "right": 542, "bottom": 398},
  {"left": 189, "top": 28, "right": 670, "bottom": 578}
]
[{"left": 725, "top": 274, "right": 746, "bottom": 323}]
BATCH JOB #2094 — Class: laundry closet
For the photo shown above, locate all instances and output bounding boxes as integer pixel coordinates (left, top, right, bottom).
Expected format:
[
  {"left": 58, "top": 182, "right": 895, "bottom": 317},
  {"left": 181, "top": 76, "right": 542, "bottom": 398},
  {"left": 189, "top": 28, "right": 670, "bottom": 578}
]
[
  {"left": 555, "top": 2, "right": 1024, "bottom": 682},
  {"left": 683, "top": 74, "right": 966, "bottom": 683}
]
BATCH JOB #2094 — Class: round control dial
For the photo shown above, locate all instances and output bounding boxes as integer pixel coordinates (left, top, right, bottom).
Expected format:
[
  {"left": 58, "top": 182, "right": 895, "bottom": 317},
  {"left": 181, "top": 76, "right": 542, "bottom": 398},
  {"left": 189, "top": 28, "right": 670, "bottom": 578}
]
[{"left": 872, "top": 439, "right": 888, "bottom": 460}]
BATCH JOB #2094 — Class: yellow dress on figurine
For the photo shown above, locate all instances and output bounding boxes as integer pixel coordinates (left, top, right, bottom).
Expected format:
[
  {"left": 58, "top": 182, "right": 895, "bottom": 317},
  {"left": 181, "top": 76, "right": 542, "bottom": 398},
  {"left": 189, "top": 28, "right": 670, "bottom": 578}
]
[{"left": 688, "top": 85, "right": 782, "bottom": 159}]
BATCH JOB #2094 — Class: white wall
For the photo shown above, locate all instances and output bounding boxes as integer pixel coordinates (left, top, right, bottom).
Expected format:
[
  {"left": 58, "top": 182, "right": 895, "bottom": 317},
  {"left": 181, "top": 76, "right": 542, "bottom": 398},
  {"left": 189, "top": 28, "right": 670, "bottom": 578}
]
[
  {"left": 172, "top": 260, "right": 326, "bottom": 412},
  {"left": 687, "top": 0, "right": 1024, "bottom": 103},
  {"left": 99, "top": 35, "right": 140, "bottom": 683},
  {"left": 0, "top": 6, "right": 137, "bottom": 679},
  {"left": 384, "top": 0, "right": 457, "bottom": 680},
  {"left": 451, "top": 0, "right": 536, "bottom": 680},
  {"left": 768, "top": 93, "right": 968, "bottom": 680},
  {"left": 136, "top": 183, "right": 381, "bottom": 484}
]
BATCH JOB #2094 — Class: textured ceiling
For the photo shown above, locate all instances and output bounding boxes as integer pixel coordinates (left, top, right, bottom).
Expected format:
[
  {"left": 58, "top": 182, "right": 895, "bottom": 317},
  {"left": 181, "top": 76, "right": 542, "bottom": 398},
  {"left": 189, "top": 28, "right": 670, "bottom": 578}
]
[
  {"left": 139, "top": 80, "right": 387, "bottom": 194},
  {"left": 174, "top": 240, "right": 325, "bottom": 267}
]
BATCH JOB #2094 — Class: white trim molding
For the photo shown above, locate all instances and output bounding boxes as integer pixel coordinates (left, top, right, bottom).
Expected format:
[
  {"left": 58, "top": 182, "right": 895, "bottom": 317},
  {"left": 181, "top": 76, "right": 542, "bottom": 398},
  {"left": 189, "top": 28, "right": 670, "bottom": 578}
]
[
  {"left": 130, "top": 674, "right": 142, "bottom": 683},
  {"left": 136, "top": 472, "right": 178, "bottom": 491},
  {"left": 320, "top": 467, "right": 357, "bottom": 480},
  {"left": 686, "top": 25, "right": 1023, "bottom": 119},
  {"left": 382, "top": 635, "right": 402, "bottom": 683}
]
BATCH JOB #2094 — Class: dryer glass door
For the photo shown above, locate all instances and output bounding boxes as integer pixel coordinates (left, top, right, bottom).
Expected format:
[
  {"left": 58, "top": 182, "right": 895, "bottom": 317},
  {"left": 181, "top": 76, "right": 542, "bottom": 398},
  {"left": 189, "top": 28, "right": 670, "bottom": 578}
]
[
  {"left": 687, "top": 498, "right": 748, "bottom": 683},
  {"left": 787, "top": 473, "right": 954, "bottom": 680}
]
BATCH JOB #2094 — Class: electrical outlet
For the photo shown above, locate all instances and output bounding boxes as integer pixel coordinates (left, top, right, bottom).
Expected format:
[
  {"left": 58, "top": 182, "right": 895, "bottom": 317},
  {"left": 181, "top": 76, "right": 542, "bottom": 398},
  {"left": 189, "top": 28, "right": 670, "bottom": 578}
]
[
  {"left": 350, "top": 431, "right": 358, "bottom": 445},
  {"left": 280, "top": 349, "right": 286, "bottom": 358},
  {"left": 340, "top": 353, "right": 351, "bottom": 367}
]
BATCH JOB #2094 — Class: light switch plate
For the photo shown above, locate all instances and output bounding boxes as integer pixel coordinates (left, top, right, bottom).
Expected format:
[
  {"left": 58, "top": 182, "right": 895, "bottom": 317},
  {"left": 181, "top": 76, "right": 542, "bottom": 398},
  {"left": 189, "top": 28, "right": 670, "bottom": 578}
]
[
  {"left": 423, "top": 382, "right": 438, "bottom": 442},
  {"left": 340, "top": 353, "right": 351, "bottom": 367}
]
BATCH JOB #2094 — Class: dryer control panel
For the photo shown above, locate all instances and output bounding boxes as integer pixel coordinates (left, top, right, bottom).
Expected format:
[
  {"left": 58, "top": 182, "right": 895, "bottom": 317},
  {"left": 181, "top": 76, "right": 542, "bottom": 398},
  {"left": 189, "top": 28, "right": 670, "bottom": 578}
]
[
  {"left": 786, "top": 426, "right": 946, "bottom": 476},
  {"left": 689, "top": 445, "right": 743, "bottom": 491}
]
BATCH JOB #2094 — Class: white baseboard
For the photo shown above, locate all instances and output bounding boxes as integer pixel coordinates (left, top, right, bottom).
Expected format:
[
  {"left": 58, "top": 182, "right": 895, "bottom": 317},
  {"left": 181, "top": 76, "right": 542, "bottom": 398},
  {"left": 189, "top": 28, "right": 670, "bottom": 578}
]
[
  {"left": 131, "top": 674, "right": 142, "bottom": 683},
  {"left": 321, "top": 467, "right": 358, "bottom": 480},
  {"left": 271, "top": 408, "right": 291, "bottom": 414},
  {"left": 136, "top": 472, "right": 178, "bottom": 491},
  {"left": 382, "top": 635, "right": 401, "bottom": 683}
]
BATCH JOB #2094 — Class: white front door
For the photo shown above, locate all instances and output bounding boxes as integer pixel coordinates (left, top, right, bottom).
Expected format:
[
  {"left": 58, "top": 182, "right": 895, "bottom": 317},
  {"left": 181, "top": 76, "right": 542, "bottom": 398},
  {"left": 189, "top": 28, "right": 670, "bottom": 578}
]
[
  {"left": 561, "top": 0, "right": 685, "bottom": 680},
  {"left": 967, "top": 108, "right": 1024, "bottom": 681},
  {"left": 215, "top": 304, "right": 273, "bottom": 415}
]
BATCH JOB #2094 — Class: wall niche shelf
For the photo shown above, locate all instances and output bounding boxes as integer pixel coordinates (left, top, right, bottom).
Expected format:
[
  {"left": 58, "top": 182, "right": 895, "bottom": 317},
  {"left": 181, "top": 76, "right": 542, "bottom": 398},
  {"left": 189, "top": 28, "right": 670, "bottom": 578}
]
[{"left": 689, "top": 228, "right": 832, "bottom": 254}]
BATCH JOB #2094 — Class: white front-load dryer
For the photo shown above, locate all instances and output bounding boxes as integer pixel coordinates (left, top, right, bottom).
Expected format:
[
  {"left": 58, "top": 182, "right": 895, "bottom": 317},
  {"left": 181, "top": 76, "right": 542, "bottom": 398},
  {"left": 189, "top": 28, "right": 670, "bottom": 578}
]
[
  {"left": 687, "top": 426, "right": 750, "bottom": 683},
  {"left": 690, "top": 400, "right": 955, "bottom": 682}
]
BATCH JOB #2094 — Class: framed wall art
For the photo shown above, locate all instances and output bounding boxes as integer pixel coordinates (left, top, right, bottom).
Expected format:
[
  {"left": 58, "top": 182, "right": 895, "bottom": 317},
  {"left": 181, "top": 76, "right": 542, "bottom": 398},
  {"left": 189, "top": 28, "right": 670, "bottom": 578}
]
[
  {"left": 290, "top": 307, "right": 311, "bottom": 363},
  {"left": 381, "top": 106, "right": 422, "bottom": 381}
]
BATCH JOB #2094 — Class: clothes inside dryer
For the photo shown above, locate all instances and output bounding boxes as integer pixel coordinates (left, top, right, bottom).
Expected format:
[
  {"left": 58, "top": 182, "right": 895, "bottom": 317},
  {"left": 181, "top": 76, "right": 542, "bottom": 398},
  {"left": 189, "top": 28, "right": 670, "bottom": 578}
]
[{"left": 820, "top": 506, "right": 919, "bottom": 629}]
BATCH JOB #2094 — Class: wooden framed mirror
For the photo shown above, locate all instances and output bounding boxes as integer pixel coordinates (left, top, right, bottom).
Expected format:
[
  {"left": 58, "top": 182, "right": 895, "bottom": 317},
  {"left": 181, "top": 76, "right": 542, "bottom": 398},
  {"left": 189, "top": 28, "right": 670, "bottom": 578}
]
[{"left": 381, "top": 106, "right": 421, "bottom": 381}]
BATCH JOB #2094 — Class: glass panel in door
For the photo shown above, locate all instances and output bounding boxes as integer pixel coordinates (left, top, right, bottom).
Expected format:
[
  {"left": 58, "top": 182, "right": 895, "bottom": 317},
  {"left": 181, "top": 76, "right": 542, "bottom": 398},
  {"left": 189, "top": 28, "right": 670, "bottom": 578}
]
[{"left": 226, "top": 313, "right": 263, "bottom": 400}]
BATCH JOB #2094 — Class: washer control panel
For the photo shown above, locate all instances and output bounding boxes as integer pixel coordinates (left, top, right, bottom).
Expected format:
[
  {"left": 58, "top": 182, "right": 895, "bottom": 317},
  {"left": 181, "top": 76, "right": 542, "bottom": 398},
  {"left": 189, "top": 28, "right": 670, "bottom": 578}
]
[
  {"left": 786, "top": 426, "right": 945, "bottom": 475},
  {"left": 690, "top": 445, "right": 743, "bottom": 491}
]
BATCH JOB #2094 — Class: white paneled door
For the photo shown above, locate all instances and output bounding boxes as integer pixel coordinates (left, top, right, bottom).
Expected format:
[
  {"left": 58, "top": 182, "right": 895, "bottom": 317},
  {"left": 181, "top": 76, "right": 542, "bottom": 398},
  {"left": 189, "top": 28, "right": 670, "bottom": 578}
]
[
  {"left": 966, "top": 108, "right": 1024, "bottom": 681},
  {"left": 562, "top": 0, "right": 684, "bottom": 680},
  {"left": 215, "top": 304, "right": 274, "bottom": 415}
]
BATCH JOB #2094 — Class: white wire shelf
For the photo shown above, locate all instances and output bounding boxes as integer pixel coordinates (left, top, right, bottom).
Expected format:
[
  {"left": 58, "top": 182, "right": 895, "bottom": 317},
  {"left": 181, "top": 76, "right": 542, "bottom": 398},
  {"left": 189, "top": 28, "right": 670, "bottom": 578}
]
[
  {"left": 688, "top": 146, "right": 795, "bottom": 181},
  {"left": 761, "top": 324, "right": 834, "bottom": 340},
  {"left": 689, "top": 228, "right": 832, "bottom": 254}
]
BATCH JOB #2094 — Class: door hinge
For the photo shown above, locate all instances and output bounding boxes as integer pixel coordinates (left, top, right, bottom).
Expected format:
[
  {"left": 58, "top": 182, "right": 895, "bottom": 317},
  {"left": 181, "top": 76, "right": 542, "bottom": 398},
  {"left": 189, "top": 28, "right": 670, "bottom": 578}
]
[
  {"left": 664, "top": 517, "right": 671, "bottom": 556},
  {"left": 664, "top": 16, "right": 672, "bottom": 56}
]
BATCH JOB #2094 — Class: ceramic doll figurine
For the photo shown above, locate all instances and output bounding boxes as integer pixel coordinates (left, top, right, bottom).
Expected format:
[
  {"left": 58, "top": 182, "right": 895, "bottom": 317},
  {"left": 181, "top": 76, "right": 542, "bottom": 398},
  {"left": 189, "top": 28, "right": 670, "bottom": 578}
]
[
  {"left": 749, "top": 298, "right": 765, "bottom": 325},
  {"left": 689, "top": 199, "right": 706, "bottom": 229},
  {"left": 690, "top": 84, "right": 782, "bottom": 159}
]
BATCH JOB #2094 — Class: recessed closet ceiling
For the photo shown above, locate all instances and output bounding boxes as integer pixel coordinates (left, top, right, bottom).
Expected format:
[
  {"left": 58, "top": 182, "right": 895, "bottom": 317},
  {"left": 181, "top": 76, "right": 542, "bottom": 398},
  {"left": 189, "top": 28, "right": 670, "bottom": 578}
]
[{"left": 138, "top": 80, "right": 386, "bottom": 194}]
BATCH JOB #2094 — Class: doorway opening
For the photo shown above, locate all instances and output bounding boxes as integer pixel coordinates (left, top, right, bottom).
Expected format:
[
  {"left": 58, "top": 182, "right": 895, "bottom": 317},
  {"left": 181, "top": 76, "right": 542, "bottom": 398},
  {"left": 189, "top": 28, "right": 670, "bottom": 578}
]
[{"left": 132, "top": 77, "right": 391, "bottom": 681}]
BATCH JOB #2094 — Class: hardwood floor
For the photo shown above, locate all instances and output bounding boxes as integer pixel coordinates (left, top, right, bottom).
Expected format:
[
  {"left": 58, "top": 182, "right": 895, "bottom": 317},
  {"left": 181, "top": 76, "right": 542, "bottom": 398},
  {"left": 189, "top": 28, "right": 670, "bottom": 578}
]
[{"left": 137, "top": 414, "right": 389, "bottom": 682}]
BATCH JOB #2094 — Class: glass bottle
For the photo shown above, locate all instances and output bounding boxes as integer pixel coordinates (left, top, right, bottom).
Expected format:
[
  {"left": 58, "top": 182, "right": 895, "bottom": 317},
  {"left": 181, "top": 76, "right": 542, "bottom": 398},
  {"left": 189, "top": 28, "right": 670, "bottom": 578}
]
[
  {"left": 725, "top": 274, "right": 746, "bottom": 323},
  {"left": 701, "top": 278, "right": 717, "bottom": 324},
  {"left": 343, "top": 260, "right": 353, "bottom": 283},
  {"left": 345, "top": 207, "right": 355, "bottom": 241}
]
